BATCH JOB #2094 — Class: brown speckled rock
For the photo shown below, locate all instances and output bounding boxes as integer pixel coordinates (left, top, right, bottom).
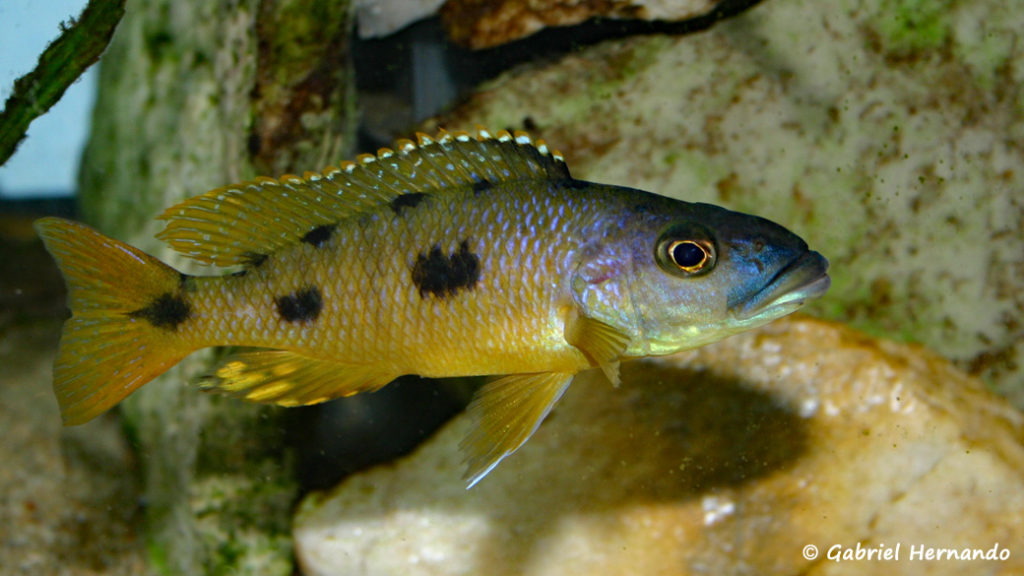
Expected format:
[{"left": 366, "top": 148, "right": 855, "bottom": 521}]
[
  {"left": 293, "top": 316, "right": 1024, "bottom": 575},
  {"left": 441, "top": 0, "right": 720, "bottom": 49}
]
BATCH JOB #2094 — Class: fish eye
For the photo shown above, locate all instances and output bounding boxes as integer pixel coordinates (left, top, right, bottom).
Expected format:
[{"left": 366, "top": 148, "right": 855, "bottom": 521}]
[
  {"left": 655, "top": 225, "right": 717, "bottom": 277},
  {"left": 669, "top": 240, "right": 710, "bottom": 269}
]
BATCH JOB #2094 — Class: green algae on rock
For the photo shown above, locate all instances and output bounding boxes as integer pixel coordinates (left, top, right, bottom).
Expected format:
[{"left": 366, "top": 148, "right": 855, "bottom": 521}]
[{"left": 75, "top": 0, "right": 356, "bottom": 573}]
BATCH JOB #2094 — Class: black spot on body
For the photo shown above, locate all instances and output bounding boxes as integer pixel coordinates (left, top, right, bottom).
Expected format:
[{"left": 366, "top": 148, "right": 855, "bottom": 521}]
[
  {"left": 275, "top": 286, "right": 322, "bottom": 323},
  {"left": 302, "top": 224, "right": 335, "bottom": 248},
  {"left": 129, "top": 292, "right": 191, "bottom": 330},
  {"left": 243, "top": 252, "right": 268, "bottom": 268},
  {"left": 389, "top": 193, "right": 426, "bottom": 215},
  {"left": 471, "top": 179, "right": 493, "bottom": 195},
  {"left": 411, "top": 240, "right": 481, "bottom": 298}
]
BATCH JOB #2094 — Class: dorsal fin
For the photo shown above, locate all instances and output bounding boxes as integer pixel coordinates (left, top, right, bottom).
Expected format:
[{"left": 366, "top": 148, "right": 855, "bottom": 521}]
[{"left": 156, "top": 128, "right": 569, "bottom": 266}]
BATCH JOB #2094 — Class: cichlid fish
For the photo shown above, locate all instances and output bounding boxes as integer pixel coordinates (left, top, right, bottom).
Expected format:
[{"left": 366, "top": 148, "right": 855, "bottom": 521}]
[{"left": 35, "top": 128, "right": 830, "bottom": 487}]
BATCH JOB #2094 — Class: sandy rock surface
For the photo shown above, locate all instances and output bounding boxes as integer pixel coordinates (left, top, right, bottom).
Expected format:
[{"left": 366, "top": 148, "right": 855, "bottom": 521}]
[
  {"left": 0, "top": 230, "right": 148, "bottom": 576},
  {"left": 294, "top": 316, "right": 1024, "bottom": 575}
]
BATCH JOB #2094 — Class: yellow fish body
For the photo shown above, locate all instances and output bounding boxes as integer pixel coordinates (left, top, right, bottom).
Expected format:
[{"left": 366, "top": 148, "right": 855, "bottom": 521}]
[{"left": 36, "top": 128, "right": 830, "bottom": 486}]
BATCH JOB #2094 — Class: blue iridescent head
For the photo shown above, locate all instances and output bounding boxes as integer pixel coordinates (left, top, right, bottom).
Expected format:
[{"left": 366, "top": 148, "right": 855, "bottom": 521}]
[{"left": 571, "top": 189, "right": 830, "bottom": 358}]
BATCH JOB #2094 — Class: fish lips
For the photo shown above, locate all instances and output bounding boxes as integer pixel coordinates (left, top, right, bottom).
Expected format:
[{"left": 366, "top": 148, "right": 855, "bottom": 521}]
[{"left": 734, "top": 250, "right": 831, "bottom": 322}]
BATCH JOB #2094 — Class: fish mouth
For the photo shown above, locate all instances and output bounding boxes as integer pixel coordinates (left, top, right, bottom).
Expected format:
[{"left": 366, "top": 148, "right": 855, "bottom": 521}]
[{"left": 734, "top": 251, "right": 831, "bottom": 322}]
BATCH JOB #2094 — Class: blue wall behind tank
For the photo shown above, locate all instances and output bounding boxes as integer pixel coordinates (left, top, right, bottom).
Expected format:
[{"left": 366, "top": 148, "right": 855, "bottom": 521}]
[{"left": 0, "top": 0, "right": 94, "bottom": 199}]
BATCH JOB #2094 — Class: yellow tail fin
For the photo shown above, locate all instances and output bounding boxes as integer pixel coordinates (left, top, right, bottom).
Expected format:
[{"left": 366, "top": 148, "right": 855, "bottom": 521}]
[{"left": 34, "top": 217, "right": 193, "bottom": 425}]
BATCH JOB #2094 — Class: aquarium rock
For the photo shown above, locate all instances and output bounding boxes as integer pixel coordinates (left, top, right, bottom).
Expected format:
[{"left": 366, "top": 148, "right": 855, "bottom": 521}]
[
  {"left": 428, "top": 0, "right": 1024, "bottom": 408},
  {"left": 355, "top": 0, "right": 446, "bottom": 38},
  {"left": 441, "top": 0, "right": 721, "bottom": 48},
  {"left": 293, "top": 316, "right": 1024, "bottom": 576}
]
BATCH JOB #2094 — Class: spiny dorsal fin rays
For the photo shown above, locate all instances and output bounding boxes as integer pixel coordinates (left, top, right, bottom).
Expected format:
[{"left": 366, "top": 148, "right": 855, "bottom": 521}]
[
  {"left": 157, "top": 180, "right": 354, "bottom": 266},
  {"left": 156, "top": 128, "right": 569, "bottom": 267}
]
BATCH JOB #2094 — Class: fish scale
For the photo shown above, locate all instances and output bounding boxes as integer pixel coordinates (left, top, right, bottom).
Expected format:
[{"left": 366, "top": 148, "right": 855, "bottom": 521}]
[
  {"left": 34, "top": 127, "right": 830, "bottom": 486},
  {"left": 179, "top": 183, "right": 583, "bottom": 375}
]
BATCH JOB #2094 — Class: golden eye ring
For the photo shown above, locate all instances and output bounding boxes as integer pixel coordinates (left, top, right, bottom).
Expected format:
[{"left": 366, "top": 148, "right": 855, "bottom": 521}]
[{"left": 657, "top": 237, "right": 716, "bottom": 276}]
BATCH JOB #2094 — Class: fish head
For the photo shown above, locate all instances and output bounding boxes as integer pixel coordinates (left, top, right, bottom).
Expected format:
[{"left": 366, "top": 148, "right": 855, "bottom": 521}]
[{"left": 572, "top": 197, "right": 830, "bottom": 358}]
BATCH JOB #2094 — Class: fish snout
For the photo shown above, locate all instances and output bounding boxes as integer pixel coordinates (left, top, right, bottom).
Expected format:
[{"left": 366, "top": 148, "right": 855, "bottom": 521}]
[{"left": 733, "top": 250, "right": 830, "bottom": 321}]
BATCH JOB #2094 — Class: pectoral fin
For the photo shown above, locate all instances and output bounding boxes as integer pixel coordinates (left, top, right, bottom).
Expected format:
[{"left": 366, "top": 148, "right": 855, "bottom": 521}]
[
  {"left": 565, "top": 311, "right": 630, "bottom": 386},
  {"left": 460, "top": 372, "right": 575, "bottom": 488},
  {"left": 198, "top": 349, "right": 396, "bottom": 407}
]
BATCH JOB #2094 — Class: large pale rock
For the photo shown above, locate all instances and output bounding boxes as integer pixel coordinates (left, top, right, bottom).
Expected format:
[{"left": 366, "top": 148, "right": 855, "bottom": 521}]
[
  {"left": 294, "top": 317, "right": 1024, "bottom": 576},
  {"left": 427, "top": 0, "right": 1024, "bottom": 405}
]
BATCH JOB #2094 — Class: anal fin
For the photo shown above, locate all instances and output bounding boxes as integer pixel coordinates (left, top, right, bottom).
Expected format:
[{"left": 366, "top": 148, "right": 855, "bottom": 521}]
[
  {"left": 199, "top": 349, "right": 396, "bottom": 407},
  {"left": 460, "top": 372, "right": 575, "bottom": 488}
]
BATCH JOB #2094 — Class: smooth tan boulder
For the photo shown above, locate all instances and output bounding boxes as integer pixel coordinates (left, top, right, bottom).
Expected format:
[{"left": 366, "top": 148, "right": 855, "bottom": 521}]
[{"left": 294, "top": 317, "right": 1024, "bottom": 576}]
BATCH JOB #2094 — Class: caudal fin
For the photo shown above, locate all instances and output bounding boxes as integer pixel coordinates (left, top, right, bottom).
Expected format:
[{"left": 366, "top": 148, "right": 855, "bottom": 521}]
[{"left": 34, "top": 217, "right": 193, "bottom": 425}]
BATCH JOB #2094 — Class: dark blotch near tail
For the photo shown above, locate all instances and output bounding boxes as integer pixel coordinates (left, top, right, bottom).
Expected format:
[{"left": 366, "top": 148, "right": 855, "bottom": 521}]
[
  {"left": 302, "top": 224, "right": 335, "bottom": 248},
  {"left": 129, "top": 292, "right": 191, "bottom": 330},
  {"left": 390, "top": 193, "right": 427, "bottom": 215},
  {"left": 472, "top": 179, "right": 493, "bottom": 195},
  {"left": 276, "top": 286, "right": 323, "bottom": 323},
  {"left": 411, "top": 239, "right": 481, "bottom": 298}
]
